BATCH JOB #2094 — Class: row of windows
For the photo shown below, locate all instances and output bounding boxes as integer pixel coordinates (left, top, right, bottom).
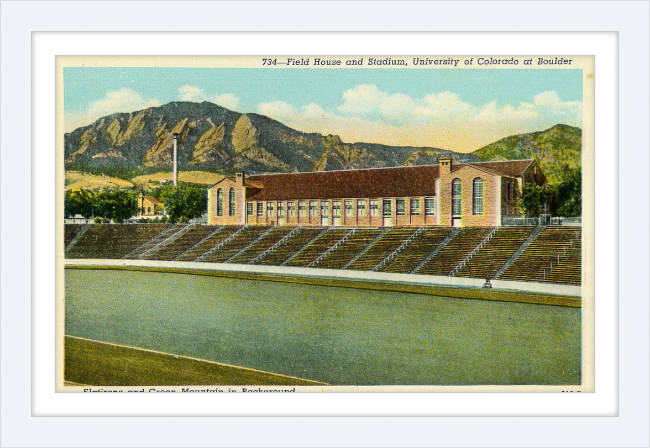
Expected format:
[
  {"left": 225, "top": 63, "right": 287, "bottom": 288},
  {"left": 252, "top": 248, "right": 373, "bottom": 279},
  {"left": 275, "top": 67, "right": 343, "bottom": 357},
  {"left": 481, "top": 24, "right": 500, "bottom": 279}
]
[
  {"left": 222, "top": 178, "right": 489, "bottom": 219},
  {"left": 216, "top": 188, "right": 236, "bottom": 217},
  {"left": 245, "top": 198, "right": 438, "bottom": 218}
]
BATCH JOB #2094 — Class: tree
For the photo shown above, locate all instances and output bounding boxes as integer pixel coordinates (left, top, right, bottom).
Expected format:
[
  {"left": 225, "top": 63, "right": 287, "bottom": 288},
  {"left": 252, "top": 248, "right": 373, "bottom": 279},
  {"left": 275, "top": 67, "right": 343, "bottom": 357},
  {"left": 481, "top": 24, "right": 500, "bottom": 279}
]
[
  {"left": 64, "top": 190, "right": 94, "bottom": 218},
  {"left": 157, "top": 183, "right": 207, "bottom": 220},
  {"left": 518, "top": 183, "right": 556, "bottom": 217},
  {"left": 555, "top": 165, "right": 581, "bottom": 217},
  {"left": 95, "top": 190, "right": 138, "bottom": 223}
]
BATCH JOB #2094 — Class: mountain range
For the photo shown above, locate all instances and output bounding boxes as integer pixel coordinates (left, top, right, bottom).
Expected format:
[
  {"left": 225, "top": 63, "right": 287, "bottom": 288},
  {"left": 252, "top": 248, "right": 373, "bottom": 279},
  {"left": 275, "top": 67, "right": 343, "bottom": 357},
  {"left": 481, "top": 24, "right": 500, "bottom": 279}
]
[{"left": 64, "top": 101, "right": 581, "bottom": 184}]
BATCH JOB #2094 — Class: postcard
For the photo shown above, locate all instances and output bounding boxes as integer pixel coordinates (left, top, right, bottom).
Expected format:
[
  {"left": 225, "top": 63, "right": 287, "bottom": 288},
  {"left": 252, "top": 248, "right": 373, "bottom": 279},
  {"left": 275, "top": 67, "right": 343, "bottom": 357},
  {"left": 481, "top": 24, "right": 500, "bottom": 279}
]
[{"left": 57, "top": 55, "right": 594, "bottom": 392}]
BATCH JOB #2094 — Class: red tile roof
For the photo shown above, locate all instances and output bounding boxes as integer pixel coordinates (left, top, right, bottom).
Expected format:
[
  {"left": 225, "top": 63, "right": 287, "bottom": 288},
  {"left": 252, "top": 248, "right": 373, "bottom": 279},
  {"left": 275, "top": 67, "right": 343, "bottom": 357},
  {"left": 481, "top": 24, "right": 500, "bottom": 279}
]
[
  {"left": 144, "top": 196, "right": 163, "bottom": 205},
  {"left": 241, "top": 159, "right": 534, "bottom": 202}
]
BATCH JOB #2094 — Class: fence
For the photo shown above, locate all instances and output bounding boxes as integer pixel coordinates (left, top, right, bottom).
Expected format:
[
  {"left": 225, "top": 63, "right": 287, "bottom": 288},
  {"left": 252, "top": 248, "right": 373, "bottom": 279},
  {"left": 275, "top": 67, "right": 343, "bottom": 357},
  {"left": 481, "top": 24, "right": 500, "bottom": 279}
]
[{"left": 502, "top": 216, "right": 581, "bottom": 227}]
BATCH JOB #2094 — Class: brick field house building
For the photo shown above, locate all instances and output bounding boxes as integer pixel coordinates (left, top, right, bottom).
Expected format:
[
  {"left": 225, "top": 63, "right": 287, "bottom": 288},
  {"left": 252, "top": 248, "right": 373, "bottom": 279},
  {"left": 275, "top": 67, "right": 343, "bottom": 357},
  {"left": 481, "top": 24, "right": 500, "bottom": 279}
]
[{"left": 207, "top": 158, "right": 546, "bottom": 228}]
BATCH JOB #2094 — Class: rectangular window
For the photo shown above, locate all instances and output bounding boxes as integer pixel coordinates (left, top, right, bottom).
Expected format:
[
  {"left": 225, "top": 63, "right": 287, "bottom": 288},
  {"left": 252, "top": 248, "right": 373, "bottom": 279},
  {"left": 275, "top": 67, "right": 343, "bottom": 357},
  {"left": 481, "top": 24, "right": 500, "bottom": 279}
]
[
  {"left": 266, "top": 202, "right": 274, "bottom": 219},
  {"left": 410, "top": 198, "right": 421, "bottom": 215},
  {"left": 321, "top": 201, "right": 330, "bottom": 216},
  {"left": 309, "top": 200, "right": 317, "bottom": 216},
  {"left": 288, "top": 202, "right": 295, "bottom": 218},
  {"left": 396, "top": 199, "right": 406, "bottom": 216},
  {"left": 425, "top": 197, "right": 435, "bottom": 215},
  {"left": 345, "top": 200, "right": 353, "bottom": 218},
  {"left": 383, "top": 199, "right": 392, "bottom": 217},
  {"left": 299, "top": 201, "right": 307, "bottom": 218},
  {"left": 370, "top": 199, "right": 379, "bottom": 217},
  {"left": 277, "top": 202, "right": 285, "bottom": 218},
  {"left": 333, "top": 201, "right": 341, "bottom": 218},
  {"left": 247, "top": 202, "right": 254, "bottom": 216},
  {"left": 257, "top": 202, "right": 264, "bottom": 217},
  {"left": 357, "top": 200, "right": 367, "bottom": 217}
]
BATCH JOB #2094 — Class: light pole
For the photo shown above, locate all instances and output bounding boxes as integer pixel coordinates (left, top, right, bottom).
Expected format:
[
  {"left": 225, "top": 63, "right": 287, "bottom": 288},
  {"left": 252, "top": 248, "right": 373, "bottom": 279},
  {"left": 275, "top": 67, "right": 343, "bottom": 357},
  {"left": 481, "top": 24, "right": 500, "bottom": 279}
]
[{"left": 172, "top": 133, "right": 179, "bottom": 188}]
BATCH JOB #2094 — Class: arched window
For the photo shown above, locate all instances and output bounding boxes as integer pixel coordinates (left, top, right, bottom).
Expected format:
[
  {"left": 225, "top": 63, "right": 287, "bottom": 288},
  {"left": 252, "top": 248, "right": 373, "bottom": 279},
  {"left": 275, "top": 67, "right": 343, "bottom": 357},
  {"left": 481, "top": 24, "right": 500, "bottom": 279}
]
[
  {"left": 216, "top": 188, "right": 223, "bottom": 216},
  {"left": 228, "top": 188, "right": 236, "bottom": 216},
  {"left": 473, "top": 178, "right": 484, "bottom": 215},
  {"left": 452, "top": 179, "right": 462, "bottom": 216}
]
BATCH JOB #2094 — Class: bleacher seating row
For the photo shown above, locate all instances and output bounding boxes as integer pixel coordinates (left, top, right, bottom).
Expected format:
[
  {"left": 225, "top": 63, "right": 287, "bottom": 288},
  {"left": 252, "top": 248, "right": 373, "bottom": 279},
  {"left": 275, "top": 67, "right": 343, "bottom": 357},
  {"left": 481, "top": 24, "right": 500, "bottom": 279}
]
[
  {"left": 64, "top": 224, "right": 582, "bottom": 285},
  {"left": 64, "top": 224, "right": 86, "bottom": 250},
  {"left": 499, "top": 226, "right": 581, "bottom": 285}
]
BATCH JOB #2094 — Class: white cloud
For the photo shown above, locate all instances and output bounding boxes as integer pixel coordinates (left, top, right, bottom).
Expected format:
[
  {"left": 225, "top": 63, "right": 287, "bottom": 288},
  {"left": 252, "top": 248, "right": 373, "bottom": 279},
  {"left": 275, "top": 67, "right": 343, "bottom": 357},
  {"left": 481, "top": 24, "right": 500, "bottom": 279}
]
[
  {"left": 178, "top": 84, "right": 241, "bottom": 110},
  {"left": 338, "top": 84, "right": 386, "bottom": 115},
  {"left": 258, "top": 101, "right": 297, "bottom": 118},
  {"left": 213, "top": 93, "right": 240, "bottom": 110},
  {"left": 179, "top": 84, "right": 204, "bottom": 101},
  {"left": 64, "top": 88, "right": 160, "bottom": 133},
  {"left": 256, "top": 86, "right": 583, "bottom": 152}
]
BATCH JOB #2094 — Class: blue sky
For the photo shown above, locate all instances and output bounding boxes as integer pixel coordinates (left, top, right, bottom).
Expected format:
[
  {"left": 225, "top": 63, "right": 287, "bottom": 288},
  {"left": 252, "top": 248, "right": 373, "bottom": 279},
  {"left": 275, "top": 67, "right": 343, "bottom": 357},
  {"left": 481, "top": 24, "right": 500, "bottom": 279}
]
[{"left": 64, "top": 67, "right": 583, "bottom": 151}]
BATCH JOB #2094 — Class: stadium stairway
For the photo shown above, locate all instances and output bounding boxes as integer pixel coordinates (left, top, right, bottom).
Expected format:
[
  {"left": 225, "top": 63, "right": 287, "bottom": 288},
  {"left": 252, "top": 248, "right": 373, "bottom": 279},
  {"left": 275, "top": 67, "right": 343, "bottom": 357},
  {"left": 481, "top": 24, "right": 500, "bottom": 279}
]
[
  {"left": 202, "top": 226, "right": 271, "bottom": 263},
  {"left": 454, "top": 226, "right": 536, "bottom": 279},
  {"left": 311, "top": 229, "right": 382, "bottom": 269},
  {"left": 143, "top": 225, "right": 221, "bottom": 261},
  {"left": 175, "top": 226, "right": 242, "bottom": 262},
  {"left": 64, "top": 224, "right": 90, "bottom": 254},
  {"left": 227, "top": 227, "right": 297, "bottom": 264},
  {"left": 284, "top": 228, "right": 351, "bottom": 267},
  {"left": 121, "top": 224, "right": 178, "bottom": 259},
  {"left": 345, "top": 227, "right": 414, "bottom": 271},
  {"left": 379, "top": 227, "right": 456, "bottom": 274},
  {"left": 258, "top": 227, "right": 328, "bottom": 266},
  {"left": 414, "top": 227, "right": 494, "bottom": 276}
]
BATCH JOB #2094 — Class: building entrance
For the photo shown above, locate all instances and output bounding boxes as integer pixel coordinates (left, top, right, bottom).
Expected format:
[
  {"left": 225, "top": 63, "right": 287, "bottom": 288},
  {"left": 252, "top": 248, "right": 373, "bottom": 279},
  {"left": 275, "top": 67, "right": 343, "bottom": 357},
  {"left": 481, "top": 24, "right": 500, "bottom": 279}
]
[
  {"left": 333, "top": 201, "right": 342, "bottom": 226},
  {"left": 382, "top": 199, "right": 393, "bottom": 227},
  {"left": 321, "top": 202, "right": 331, "bottom": 226}
]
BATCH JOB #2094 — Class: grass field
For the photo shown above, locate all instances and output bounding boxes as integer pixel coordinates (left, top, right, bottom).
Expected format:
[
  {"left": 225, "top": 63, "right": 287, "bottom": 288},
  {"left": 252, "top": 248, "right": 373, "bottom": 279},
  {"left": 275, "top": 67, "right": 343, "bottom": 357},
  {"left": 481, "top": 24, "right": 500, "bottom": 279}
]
[
  {"left": 65, "top": 171, "right": 134, "bottom": 191},
  {"left": 64, "top": 336, "right": 324, "bottom": 387},
  {"left": 131, "top": 171, "right": 225, "bottom": 187}
]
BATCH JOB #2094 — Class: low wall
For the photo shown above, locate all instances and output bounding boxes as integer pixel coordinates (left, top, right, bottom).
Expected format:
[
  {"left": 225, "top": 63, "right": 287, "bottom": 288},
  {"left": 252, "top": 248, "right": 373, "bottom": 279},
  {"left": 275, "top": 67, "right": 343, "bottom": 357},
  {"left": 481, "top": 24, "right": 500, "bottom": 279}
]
[{"left": 65, "top": 259, "right": 581, "bottom": 307}]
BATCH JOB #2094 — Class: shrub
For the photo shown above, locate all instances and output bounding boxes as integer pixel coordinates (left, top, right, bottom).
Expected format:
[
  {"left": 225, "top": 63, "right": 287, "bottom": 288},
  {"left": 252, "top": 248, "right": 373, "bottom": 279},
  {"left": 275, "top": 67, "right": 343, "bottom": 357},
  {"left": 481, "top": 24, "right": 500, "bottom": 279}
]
[
  {"left": 94, "top": 216, "right": 101, "bottom": 224},
  {"left": 102, "top": 218, "right": 109, "bottom": 224},
  {"left": 160, "top": 216, "right": 167, "bottom": 223},
  {"left": 153, "top": 217, "right": 160, "bottom": 223}
]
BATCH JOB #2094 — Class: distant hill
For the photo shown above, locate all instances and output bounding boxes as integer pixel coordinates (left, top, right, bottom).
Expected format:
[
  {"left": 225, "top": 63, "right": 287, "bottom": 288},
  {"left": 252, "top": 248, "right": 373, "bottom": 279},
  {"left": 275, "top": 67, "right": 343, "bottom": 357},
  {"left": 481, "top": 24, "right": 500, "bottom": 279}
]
[
  {"left": 131, "top": 171, "right": 226, "bottom": 189},
  {"left": 65, "top": 171, "right": 134, "bottom": 192},
  {"left": 471, "top": 124, "right": 582, "bottom": 185},
  {"left": 64, "top": 101, "right": 478, "bottom": 174}
]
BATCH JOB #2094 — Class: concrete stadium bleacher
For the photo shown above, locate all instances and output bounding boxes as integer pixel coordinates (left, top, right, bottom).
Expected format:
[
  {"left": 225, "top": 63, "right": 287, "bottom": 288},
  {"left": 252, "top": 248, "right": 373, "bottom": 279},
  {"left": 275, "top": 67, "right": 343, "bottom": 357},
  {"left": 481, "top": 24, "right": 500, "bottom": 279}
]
[
  {"left": 312, "top": 229, "right": 382, "bottom": 269},
  {"left": 122, "top": 224, "right": 183, "bottom": 259},
  {"left": 64, "top": 224, "right": 86, "bottom": 249},
  {"left": 379, "top": 228, "right": 454, "bottom": 274},
  {"left": 542, "top": 233, "right": 581, "bottom": 285},
  {"left": 203, "top": 226, "right": 271, "bottom": 263},
  {"left": 174, "top": 226, "right": 242, "bottom": 261},
  {"left": 66, "top": 224, "right": 172, "bottom": 259},
  {"left": 456, "top": 226, "right": 535, "bottom": 280},
  {"left": 499, "top": 226, "right": 581, "bottom": 285},
  {"left": 258, "top": 227, "right": 327, "bottom": 266},
  {"left": 64, "top": 224, "right": 583, "bottom": 285},
  {"left": 144, "top": 225, "right": 220, "bottom": 261},
  {"left": 346, "top": 227, "right": 417, "bottom": 271},
  {"left": 283, "top": 228, "right": 351, "bottom": 267},
  {"left": 416, "top": 227, "right": 494, "bottom": 276},
  {"left": 228, "top": 227, "right": 296, "bottom": 264}
]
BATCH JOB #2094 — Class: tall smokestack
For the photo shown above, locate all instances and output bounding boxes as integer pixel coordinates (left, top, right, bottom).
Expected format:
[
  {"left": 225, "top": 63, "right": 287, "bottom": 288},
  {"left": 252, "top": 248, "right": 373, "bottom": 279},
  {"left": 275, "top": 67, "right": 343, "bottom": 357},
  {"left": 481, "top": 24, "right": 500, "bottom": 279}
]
[{"left": 172, "top": 133, "right": 178, "bottom": 187}]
